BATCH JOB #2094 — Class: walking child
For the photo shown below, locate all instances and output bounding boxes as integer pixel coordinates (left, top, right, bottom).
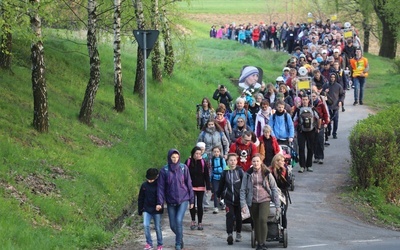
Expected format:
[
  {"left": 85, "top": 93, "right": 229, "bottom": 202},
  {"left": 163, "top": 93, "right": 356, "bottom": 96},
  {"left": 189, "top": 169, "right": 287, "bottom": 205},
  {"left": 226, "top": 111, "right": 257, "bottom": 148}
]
[
  {"left": 210, "top": 146, "right": 227, "bottom": 214},
  {"left": 217, "top": 153, "right": 245, "bottom": 245},
  {"left": 138, "top": 168, "right": 163, "bottom": 250}
]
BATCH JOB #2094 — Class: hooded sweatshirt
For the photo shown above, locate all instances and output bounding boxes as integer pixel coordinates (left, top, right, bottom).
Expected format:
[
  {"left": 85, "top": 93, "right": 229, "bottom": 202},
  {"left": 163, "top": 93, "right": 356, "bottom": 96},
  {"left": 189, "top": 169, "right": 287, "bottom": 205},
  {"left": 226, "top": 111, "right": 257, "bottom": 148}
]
[{"left": 157, "top": 149, "right": 194, "bottom": 206}]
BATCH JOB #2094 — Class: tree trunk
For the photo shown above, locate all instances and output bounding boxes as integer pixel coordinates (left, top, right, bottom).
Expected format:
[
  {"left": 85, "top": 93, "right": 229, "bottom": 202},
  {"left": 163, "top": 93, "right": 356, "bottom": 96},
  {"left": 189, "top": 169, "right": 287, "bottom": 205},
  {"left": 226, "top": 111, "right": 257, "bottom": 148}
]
[
  {"left": 79, "top": 0, "right": 100, "bottom": 125},
  {"left": 30, "top": 0, "right": 48, "bottom": 133},
  {"left": 0, "top": 20, "right": 12, "bottom": 69},
  {"left": 132, "top": 0, "right": 145, "bottom": 97},
  {"left": 373, "top": 0, "right": 398, "bottom": 59},
  {"left": 161, "top": 8, "right": 174, "bottom": 76},
  {"left": 378, "top": 20, "right": 397, "bottom": 59},
  {"left": 151, "top": 0, "right": 162, "bottom": 83},
  {"left": 362, "top": 19, "right": 371, "bottom": 53},
  {"left": 113, "top": 0, "right": 125, "bottom": 112}
]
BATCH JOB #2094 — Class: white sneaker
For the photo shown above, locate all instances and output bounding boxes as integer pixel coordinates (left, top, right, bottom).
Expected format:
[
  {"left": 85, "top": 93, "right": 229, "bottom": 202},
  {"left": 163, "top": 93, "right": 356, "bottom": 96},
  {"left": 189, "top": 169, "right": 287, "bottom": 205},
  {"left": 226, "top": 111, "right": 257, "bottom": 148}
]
[{"left": 213, "top": 207, "right": 218, "bottom": 214}]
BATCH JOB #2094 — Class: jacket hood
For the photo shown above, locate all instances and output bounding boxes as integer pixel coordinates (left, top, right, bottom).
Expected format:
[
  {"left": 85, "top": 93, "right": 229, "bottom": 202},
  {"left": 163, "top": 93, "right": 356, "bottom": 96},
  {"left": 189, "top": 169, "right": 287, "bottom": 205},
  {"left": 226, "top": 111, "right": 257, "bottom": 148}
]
[{"left": 167, "top": 149, "right": 180, "bottom": 166}]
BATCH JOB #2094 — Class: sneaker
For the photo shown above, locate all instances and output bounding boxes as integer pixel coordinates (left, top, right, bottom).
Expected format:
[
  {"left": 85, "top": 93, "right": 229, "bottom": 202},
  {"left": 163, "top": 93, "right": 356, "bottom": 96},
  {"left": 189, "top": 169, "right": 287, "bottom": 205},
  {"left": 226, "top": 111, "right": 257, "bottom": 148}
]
[
  {"left": 342, "top": 107, "right": 345, "bottom": 112},
  {"left": 298, "top": 167, "right": 304, "bottom": 173},
  {"left": 213, "top": 207, "right": 218, "bottom": 214},
  {"left": 157, "top": 246, "right": 163, "bottom": 250},
  {"left": 353, "top": 101, "right": 358, "bottom": 106},
  {"left": 359, "top": 101, "right": 363, "bottom": 105},
  {"left": 324, "top": 142, "right": 330, "bottom": 146},
  {"left": 307, "top": 167, "right": 314, "bottom": 172},
  {"left": 144, "top": 243, "right": 153, "bottom": 250},
  {"left": 318, "top": 159, "right": 324, "bottom": 164},
  {"left": 227, "top": 234, "right": 233, "bottom": 245},
  {"left": 190, "top": 221, "right": 196, "bottom": 230},
  {"left": 333, "top": 135, "right": 337, "bottom": 139},
  {"left": 313, "top": 159, "right": 319, "bottom": 163},
  {"left": 261, "top": 243, "right": 269, "bottom": 250},
  {"left": 197, "top": 223, "right": 203, "bottom": 230},
  {"left": 256, "top": 244, "right": 264, "bottom": 250},
  {"left": 236, "top": 232, "right": 242, "bottom": 242}
]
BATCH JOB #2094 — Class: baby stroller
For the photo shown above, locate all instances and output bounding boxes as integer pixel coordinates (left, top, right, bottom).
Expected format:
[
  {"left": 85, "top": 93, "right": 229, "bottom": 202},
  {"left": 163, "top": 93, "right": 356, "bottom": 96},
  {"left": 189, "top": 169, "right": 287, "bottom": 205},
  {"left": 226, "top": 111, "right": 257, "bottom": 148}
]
[
  {"left": 279, "top": 143, "right": 298, "bottom": 192},
  {"left": 250, "top": 200, "right": 288, "bottom": 248}
]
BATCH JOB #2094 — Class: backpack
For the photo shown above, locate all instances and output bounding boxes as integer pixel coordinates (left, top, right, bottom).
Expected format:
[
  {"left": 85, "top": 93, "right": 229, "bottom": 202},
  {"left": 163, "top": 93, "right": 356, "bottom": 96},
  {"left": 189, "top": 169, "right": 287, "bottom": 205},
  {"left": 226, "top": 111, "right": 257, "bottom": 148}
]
[
  {"left": 299, "top": 106, "right": 315, "bottom": 132},
  {"left": 186, "top": 158, "right": 205, "bottom": 173},
  {"left": 232, "top": 109, "right": 249, "bottom": 126},
  {"left": 212, "top": 157, "right": 225, "bottom": 181},
  {"left": 164, "top": 163, "right": 185, "bottom": 174}
]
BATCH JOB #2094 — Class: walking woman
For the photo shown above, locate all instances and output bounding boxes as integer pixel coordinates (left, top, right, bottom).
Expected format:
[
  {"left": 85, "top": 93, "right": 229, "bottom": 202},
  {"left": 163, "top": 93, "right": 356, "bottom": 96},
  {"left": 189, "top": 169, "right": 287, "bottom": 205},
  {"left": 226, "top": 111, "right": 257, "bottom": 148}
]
[
  {"left": 157, "top": 149, "right": 194, "bottom": 250},
  {"left": 197, "top": 119, "right": 230, "bottom": 158},
  {"left": 185, "top": 146, "right": 211, "bottom": 231},
  {"left": 240, "top": 154, "right": 281, "bottom": 250}
]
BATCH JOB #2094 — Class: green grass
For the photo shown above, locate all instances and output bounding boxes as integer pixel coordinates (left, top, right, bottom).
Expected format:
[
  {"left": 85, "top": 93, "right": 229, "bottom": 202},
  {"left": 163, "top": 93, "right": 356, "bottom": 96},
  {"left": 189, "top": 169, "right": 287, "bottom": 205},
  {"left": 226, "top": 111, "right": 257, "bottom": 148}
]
[
  {"left": 1, "top": 9, "right": 400, "bottom": 250},
  {"left": 177, "top": 0, "right": 274, "bottom": 14}
]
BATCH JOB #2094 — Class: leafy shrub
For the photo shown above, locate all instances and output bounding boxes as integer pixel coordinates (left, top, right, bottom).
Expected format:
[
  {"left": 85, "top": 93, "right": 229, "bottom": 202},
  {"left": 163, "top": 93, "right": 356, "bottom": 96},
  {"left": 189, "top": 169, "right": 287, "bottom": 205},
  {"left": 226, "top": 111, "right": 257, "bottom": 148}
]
[{"left": 349, "top": 106, "right": 400, "bottom": 204}]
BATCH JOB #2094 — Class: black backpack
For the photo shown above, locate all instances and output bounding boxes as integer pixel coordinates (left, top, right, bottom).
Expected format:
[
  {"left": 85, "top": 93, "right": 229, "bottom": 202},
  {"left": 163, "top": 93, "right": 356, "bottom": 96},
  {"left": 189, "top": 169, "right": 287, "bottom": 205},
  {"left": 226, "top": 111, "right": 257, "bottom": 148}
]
[{"left": 298, "top": 107, "right": 315, "bottom": 132}]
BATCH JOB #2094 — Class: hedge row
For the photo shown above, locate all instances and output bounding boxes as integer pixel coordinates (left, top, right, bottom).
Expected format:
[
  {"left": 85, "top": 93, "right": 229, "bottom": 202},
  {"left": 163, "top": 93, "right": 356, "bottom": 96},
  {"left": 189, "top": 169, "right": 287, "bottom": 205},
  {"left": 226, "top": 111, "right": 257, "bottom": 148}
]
[{"left": 349, "top": 106, "right": 400, "bottom": 204}]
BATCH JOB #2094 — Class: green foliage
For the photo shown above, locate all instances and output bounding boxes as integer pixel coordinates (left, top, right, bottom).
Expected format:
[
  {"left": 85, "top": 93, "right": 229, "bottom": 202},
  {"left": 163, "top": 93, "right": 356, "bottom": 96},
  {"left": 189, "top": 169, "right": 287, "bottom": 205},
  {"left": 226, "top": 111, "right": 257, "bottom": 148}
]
[{"left": 349, "top": 106, "right": 400, "bottom": 204}]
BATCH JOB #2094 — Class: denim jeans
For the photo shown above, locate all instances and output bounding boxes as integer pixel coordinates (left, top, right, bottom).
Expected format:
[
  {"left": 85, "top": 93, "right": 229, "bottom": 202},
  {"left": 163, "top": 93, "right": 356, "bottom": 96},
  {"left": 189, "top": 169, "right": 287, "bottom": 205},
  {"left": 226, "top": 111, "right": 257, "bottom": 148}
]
[
  {"left": 167, "top": 201, "right": 188, "bottom": 249},
  {"left": 143, "top": 212, "right": 163, "bottom": 247},
  {"left": 328, "top": 109, "right": 339, "bottom": 137},
  {"left": 212, "top": 179, "right": 220, "bottom": 208},
  {"left": 353, "top": 77, "right": 366, "bottom": 102},
  {"left": 314, "top": 127, "right": 325, "bottom": 160}
]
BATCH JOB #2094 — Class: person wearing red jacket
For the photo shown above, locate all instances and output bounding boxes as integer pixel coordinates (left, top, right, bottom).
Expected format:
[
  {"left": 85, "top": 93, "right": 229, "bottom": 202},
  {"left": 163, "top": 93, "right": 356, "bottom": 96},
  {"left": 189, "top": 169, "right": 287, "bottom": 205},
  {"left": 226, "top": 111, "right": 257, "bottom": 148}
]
[
  {"left": 311, "top": 90, "right": 330, "bottom": 164},
  {"left": 252, "top": 25, "right": 260, "bottom": 48},
  {"left": 229, "top": 131, "right": 258, "bottom": 171},
  {"left": 257, "top": 125, "right": 281, "bottom": 167}
]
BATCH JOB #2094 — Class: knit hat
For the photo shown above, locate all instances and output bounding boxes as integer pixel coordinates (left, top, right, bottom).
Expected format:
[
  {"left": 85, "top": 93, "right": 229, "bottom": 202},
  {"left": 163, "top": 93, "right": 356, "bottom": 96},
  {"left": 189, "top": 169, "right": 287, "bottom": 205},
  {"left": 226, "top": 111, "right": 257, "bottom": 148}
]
[
  {"left": 276, "top": 93, "right": 284, "bottom": 99},
  {"left": 146, "top": 168, "right": 159, "bottom": 180},
  {"left": 239, "top": 66, "right": 259, "bottom": 82},
  {"left": 196, "top": 142, "right": 206, "bottom": 149}
]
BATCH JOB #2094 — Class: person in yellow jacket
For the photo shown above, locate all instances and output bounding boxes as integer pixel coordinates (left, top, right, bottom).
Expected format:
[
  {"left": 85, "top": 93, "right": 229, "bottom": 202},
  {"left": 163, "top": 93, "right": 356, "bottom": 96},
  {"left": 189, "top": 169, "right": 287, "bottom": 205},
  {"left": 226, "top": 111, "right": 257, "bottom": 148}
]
[{"left": 349, "top": 48, "right": 369, "bottom": 105}]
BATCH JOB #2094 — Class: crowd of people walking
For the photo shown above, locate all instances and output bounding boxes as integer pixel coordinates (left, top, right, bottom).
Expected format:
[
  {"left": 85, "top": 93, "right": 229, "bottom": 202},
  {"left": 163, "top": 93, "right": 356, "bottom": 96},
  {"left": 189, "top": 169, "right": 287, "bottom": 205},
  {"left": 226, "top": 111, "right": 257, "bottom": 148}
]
[{"left": 138, "top": 18, "right": 369, "bottom": 250}]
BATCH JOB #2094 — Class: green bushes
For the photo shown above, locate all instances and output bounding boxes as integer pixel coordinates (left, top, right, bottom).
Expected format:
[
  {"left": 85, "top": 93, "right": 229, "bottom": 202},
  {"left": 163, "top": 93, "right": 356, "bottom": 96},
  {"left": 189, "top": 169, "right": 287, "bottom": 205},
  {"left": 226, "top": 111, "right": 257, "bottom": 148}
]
[{"left": 349, "top": 106, "right": 400, "bottom": 204}]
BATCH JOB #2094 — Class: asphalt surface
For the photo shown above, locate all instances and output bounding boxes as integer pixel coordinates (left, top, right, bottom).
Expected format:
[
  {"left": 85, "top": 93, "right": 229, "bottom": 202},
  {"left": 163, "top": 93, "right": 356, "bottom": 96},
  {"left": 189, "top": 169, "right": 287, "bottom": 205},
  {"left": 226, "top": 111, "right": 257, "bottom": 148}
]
[{"left": 132, "top": 93, "right": 400, "bottom": 250}]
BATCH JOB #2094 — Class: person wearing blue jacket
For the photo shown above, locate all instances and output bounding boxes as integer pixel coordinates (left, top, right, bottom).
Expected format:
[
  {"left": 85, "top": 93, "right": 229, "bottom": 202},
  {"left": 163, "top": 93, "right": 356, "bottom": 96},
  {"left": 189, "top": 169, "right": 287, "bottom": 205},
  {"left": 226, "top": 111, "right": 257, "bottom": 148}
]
[
  {"left": 156, "top": 149, "right": 194, "bottom": 250},
  {"left": 231, "top": 97, "right": 254, "bottom": 131},
  {"left": 268, "top": 99, "right": 294, "bottom": 146},
  {"left": 138, "top": 168, "right": 163, "bottom": 250}
]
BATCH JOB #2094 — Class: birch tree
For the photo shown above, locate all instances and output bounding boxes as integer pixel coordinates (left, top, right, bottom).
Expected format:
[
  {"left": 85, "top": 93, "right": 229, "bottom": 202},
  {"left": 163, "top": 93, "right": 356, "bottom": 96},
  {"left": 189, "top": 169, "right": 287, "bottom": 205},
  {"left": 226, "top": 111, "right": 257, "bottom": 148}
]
[
  {"left": 113, "top": 0, "right": 125, "bottom": 112},
  {"left": 79, "top": 0, "right": 101, "bottom": 125},
  {"left": 132, "top": 0, "right": 145, "bottom": 97},
  {"left": 161, "top": 6, "right": 174, "bottom": 76},
  {"left": 30, "top": 0, "right": 48, "bottom": 132},
  {"left": 150, "top": 0, "right": 162, "bottom": 82}
]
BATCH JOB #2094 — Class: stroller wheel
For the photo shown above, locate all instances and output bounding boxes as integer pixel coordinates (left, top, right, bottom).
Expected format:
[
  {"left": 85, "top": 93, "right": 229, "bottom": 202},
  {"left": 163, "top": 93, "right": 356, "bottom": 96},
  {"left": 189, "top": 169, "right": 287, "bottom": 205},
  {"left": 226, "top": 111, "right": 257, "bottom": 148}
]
[
  {"left": 283, "top": 228, "right": 288, "bottom": 248},
  {"left": 251, "top": 229, "right": 255, "bottom": 248}
]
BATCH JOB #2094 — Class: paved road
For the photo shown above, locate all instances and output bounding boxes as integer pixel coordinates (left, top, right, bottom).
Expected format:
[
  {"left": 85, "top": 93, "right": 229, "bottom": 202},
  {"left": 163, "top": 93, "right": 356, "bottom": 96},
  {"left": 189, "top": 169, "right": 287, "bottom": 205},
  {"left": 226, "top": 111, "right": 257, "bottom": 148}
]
[{"left": 133, "top": 95, "right": 400, "bottom": 249}]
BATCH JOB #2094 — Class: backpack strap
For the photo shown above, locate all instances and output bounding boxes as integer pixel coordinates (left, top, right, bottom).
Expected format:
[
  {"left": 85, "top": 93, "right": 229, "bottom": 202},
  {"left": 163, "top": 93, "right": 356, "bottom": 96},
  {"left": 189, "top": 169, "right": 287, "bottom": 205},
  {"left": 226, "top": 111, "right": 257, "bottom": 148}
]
[{"left": 187, "top": 158, "right": 205, "bottom": 173}]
